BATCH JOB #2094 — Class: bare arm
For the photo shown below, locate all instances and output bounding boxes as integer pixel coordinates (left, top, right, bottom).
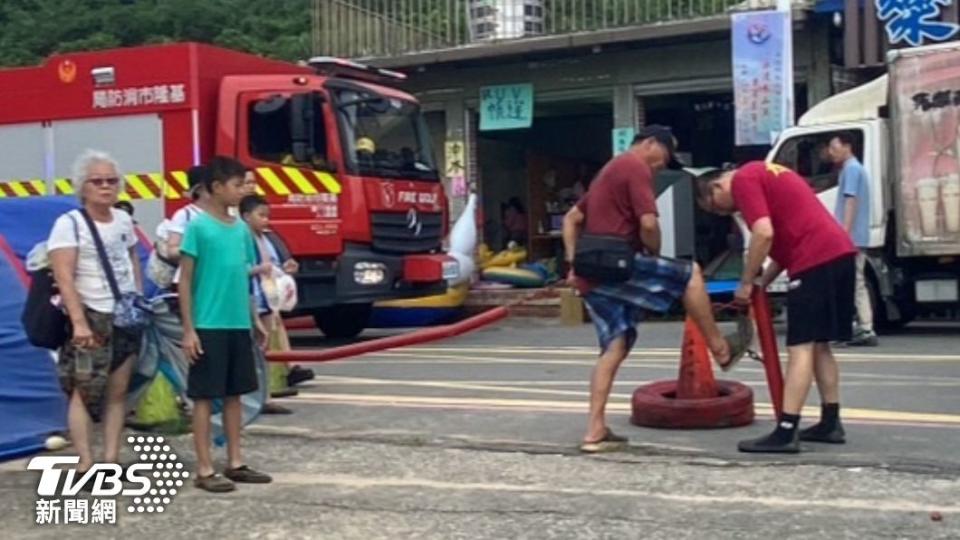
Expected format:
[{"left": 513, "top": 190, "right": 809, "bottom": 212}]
[
  {"left": 49, "top": 248, "right": 92, "bottom": 340},
  {"left": 562, "top": 206, "right": 585, "bottom": 263},
  {"left": 741, "top": 217, "right": 775, "bottom": 286},
  {"left": 759, "top": 260, "right": 784, "bottom": 287},
  {"left": 166, "top": 232, "right": 183, "bottom": 261},
  {"left": 178, "top": 257, "right": 196, "bottom": 333},
  {"left": 130, "top": 246, "right": 143, "bottom": 293},
  {"left": 843, "top": 196, "right": 858, "bottom": 234},
  {"left": 251, "top": 296, "right": 267, "bottom": 348},
  {"left": 639, "top": 214, "right": 661, "bottom": 256},
  {"left": 178, "top": 256, "right": 204, "bottom": 362}
]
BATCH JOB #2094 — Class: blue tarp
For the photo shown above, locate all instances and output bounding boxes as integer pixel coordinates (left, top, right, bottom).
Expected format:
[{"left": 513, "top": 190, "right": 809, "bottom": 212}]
[
  {"left": 707, "top": 280, "right": 739, "bottom": 295},
  {"left": 0, "top": 196, "right": 79, "bottom": 261},
  {"left": 0, "top": 196, "right": 157, "bottom": 295},
  {"left": 813, "top": 0, "right": 864, "bottom": 13},
  {"left": 0, "top": 237, "right": 67, "bottom": 461}
]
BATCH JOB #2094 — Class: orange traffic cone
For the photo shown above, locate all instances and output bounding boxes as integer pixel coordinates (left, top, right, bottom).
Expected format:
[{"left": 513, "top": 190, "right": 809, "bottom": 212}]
[{"left": 675, "top": 316, "right": 719, "bottom": 399}]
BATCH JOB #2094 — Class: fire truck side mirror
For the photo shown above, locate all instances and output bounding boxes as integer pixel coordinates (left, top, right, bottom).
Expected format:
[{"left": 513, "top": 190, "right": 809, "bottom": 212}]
[{"left": 290, "top": 93, "right": 317, "bottom": 164}]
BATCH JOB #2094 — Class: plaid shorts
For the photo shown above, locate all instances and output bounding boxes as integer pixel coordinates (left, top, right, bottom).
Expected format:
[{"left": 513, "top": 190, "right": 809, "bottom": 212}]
[
  {"left": 58, "top": 309, "right": 143, "bottom": 422},
  {"left": 584, "top": 255, "right": 692, "bottom": 354}
]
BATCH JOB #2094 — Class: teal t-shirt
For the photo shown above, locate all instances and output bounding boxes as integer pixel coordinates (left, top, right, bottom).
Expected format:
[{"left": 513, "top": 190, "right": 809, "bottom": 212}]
[{"left": 180, "top": 212, "right": 256, "bottom": 330}]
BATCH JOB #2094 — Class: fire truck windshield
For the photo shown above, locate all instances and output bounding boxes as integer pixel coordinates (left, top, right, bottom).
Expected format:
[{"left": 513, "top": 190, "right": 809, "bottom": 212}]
[{"left": 334, "top": 89, "right": 439, "bottom": 181}]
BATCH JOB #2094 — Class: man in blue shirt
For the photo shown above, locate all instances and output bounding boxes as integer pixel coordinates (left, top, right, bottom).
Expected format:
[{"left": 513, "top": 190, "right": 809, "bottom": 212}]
[{"left": 829, "top": 132, "right": 878, "bottom": 346}]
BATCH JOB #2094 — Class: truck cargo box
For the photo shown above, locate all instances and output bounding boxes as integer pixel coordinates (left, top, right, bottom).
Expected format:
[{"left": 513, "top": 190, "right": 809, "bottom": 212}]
[{"left": 889, "top": 42, "right": 960, "bottom": 257}]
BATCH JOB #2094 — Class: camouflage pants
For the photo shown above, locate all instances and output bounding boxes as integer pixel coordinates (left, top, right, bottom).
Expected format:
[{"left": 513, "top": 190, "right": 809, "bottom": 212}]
[{"left": 58, "top": 309, "right": 143, "bottom": 422}]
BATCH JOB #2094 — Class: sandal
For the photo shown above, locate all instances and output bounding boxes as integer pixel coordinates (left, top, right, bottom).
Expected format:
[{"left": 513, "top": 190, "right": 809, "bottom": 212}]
[
  {"left": 579, "top": 429, "right": 629, "bottom": 454},
  {"left": 224, "top": 465, "right": 272, "bottom": 484},
  {"left": 194, "top": 473, "right": 236, "bottom": 493},
  {"left": 718, "top": 312, "right": 754, "bottom": 372}
]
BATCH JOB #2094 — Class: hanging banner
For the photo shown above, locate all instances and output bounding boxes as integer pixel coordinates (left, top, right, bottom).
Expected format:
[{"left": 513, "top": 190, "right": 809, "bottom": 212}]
[{"left": 731, "top": 10, "right": 793, "bottom": 146}]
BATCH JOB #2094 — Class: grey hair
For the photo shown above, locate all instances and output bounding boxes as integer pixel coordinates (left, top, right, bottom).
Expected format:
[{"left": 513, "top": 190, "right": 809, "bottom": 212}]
[{"left": 72, "top": 149, "right": 122, "bottom": 201}]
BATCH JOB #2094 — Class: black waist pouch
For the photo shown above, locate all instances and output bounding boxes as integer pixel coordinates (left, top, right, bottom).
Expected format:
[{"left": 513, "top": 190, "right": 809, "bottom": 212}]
[{"left": 573, "top": 234, "right": 635, "bottom": 283}]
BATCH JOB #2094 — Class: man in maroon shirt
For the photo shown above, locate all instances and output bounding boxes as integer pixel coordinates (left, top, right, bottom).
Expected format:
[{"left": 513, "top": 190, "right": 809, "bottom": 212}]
[
  {"left": 563, "top": 125, "right": 735, "bottom": 453},
  {"left": 697, "top": 162, "right": 857, "bottom": 453}
]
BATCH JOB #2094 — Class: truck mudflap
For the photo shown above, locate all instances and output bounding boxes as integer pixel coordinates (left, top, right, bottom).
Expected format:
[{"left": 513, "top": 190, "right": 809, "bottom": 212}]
[{"left": 293, "top": 243, "right": 454, "bottom": 311}]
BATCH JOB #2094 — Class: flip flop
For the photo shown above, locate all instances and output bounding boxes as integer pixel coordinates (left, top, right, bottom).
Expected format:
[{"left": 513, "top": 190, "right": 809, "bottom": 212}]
[
  {"left": 718, "top": 311, "right": 754, "bottom": 372},
  {"left": 579, "top": 429, "right": 629, "bottom": 454}
]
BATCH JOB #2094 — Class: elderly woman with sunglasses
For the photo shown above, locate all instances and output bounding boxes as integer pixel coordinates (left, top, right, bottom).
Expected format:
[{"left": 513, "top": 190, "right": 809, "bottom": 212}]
[{"left": 47, "top": 149, "right": 144, "bottom": 476}]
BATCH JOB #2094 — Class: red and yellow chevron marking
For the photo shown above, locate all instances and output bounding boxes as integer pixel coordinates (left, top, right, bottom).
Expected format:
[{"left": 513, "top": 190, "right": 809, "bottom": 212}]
[
  {"left": 0, "top": 167, "right": 341, "bottom": 199},
  {"left": 253, "top": 167, "right": 341, "bottom": 197},
  {"left": 0, "top": 174, "right": 186, "bottom": 200}
]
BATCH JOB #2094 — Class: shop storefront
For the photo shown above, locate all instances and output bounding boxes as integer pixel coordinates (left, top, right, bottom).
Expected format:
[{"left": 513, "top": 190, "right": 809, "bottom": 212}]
[{"left": 363, "top": 8, "right": 832, "bottom": 274}]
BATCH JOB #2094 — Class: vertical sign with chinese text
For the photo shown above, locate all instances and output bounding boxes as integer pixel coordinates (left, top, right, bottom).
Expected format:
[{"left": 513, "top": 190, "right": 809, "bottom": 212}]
[
  {"left": 731, "top": 11, "right": 793, "bottom": 146},
  {"left": 445, "top": 140, "right": 468, "bottom": 197},
  {"left": 611, "top": 127, "right": 635, "bottom": 156},
  {"left": 479, "top": 84, "right": 534, "bottom": 131}
]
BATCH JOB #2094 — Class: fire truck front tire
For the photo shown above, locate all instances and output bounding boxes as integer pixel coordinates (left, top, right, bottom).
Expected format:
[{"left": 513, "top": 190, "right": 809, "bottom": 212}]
[{"left": 313, "top": 304, "right": 372, "bottom": 339}]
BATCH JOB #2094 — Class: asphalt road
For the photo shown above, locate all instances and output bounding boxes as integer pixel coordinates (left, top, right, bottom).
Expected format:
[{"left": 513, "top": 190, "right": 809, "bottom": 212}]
[
  {"left": 280, "top": 318, "right": 960, "bottom": 472},
  {"left": 1, "top": 317, "right": 958, "bottom": 539}
]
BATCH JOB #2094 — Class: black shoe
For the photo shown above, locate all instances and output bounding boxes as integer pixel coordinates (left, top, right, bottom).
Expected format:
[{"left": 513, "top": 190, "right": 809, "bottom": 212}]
[
  {"left": 224, "top": 465, "right": 272, "bottom": 484},
  {"left": 261, "top": 402, "right": 294, "bottom": 415},
  {"left": 737, "top": 431, "right": 800, "bottom": 454},
  {"left": 287, "top": 366, "right": 315, "bottom": 387},
  {"left": 270, "top": 388, "right": 299, "bottom": 399},
  {"left": 847, "top": 330, "right": 878, "bottom": 347},
  {"left": 799, "top": 422, "right": 846, "bottom": 444}
]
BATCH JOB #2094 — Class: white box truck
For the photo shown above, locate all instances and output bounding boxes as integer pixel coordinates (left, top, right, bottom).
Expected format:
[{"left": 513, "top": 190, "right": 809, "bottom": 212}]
[{"left": 764, "top": 42, "right": 960, "bottom": 331}]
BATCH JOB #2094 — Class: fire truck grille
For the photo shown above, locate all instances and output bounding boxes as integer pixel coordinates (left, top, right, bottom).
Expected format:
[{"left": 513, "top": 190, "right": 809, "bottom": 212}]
[{"left": 370, "top": 212, "right": 443, "bottom": 254}]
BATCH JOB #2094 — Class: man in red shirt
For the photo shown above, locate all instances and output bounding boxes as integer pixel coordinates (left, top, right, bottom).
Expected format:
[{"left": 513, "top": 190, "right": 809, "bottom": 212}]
[
  {"left": 697, "top": 162, "right": 857, "bottom": 453},
  {"left": 563, "top": 125, "right": 735, "bottom": 453}
]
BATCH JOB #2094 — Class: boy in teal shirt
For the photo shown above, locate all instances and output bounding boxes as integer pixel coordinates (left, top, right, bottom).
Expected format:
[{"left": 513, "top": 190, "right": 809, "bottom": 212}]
[{"left": 179, "top": 156, "right": 270, "bottom": 493}]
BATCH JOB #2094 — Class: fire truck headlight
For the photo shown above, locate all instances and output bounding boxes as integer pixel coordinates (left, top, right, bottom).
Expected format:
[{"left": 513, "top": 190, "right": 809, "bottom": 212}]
[
  {"left": 442, "top": 260, "right": 460, "bottom": 280},
  {"left": 353, "top": 262, "right": 387, "bottom": 285}
]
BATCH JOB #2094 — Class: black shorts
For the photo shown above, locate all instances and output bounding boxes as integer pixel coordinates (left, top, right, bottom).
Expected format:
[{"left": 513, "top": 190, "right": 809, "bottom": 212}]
[
  {"left": 786, "top": 255, "right": 856, "bottom": 346},
  {"left": 187, "top": 329, "right": 258, "bottom": 399}
]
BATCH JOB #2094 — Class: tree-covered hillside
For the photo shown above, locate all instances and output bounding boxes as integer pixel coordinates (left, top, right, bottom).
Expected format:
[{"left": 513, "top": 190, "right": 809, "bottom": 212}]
[{"left": 0, "top": 0, "right": 311, "bottom": 67}]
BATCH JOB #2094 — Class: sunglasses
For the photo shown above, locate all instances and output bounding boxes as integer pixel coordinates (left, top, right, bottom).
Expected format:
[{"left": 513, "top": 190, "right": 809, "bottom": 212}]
[{"left": 86, "top": 177, "right": 120, "bottom": 187}]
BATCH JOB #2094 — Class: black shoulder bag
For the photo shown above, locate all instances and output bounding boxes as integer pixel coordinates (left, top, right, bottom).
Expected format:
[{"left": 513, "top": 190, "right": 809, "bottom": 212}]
[
  {"left": 21, "top": 212, "right": 79, "bottom": 349},
  {"left": 573, "top": 234, "right": 635, "bottom": 283}
]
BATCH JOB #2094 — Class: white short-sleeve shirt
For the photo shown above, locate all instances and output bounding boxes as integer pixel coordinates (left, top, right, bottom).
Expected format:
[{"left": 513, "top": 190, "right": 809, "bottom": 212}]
[
  {"left": 155, "top": 203, "right": 207, "bottom": 284},
  {"left": 47, "top": 208, "right": 138, "bottom": 313},
  {"left": 156, "top": 203, "right": 204, "bottom": 241}
]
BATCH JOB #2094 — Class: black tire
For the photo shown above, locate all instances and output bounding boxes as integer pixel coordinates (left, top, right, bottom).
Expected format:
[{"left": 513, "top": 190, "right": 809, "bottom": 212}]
[
  {"left": 867, "top": 272, "right": 914, "bottom": 335},
  {"left": 313, "top": 304, "right": 372, "bottom": 339},
  {"left": 631, "top": 380, "right": 755, "bottom": 429}
]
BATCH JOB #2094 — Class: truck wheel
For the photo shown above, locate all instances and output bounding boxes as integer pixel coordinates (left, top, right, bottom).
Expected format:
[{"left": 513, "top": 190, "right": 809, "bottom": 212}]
[
  {"left": 867, "top": 273, "right": 914, "bottom": 335},
  {"left": 313, "top": 304, "right": 372, "bottom": 339}
]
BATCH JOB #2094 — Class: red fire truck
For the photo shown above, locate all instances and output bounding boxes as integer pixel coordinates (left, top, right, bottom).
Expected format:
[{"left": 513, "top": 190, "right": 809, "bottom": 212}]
[{"left": 0, "top": 43, "right": 455, "bottom": 338}]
